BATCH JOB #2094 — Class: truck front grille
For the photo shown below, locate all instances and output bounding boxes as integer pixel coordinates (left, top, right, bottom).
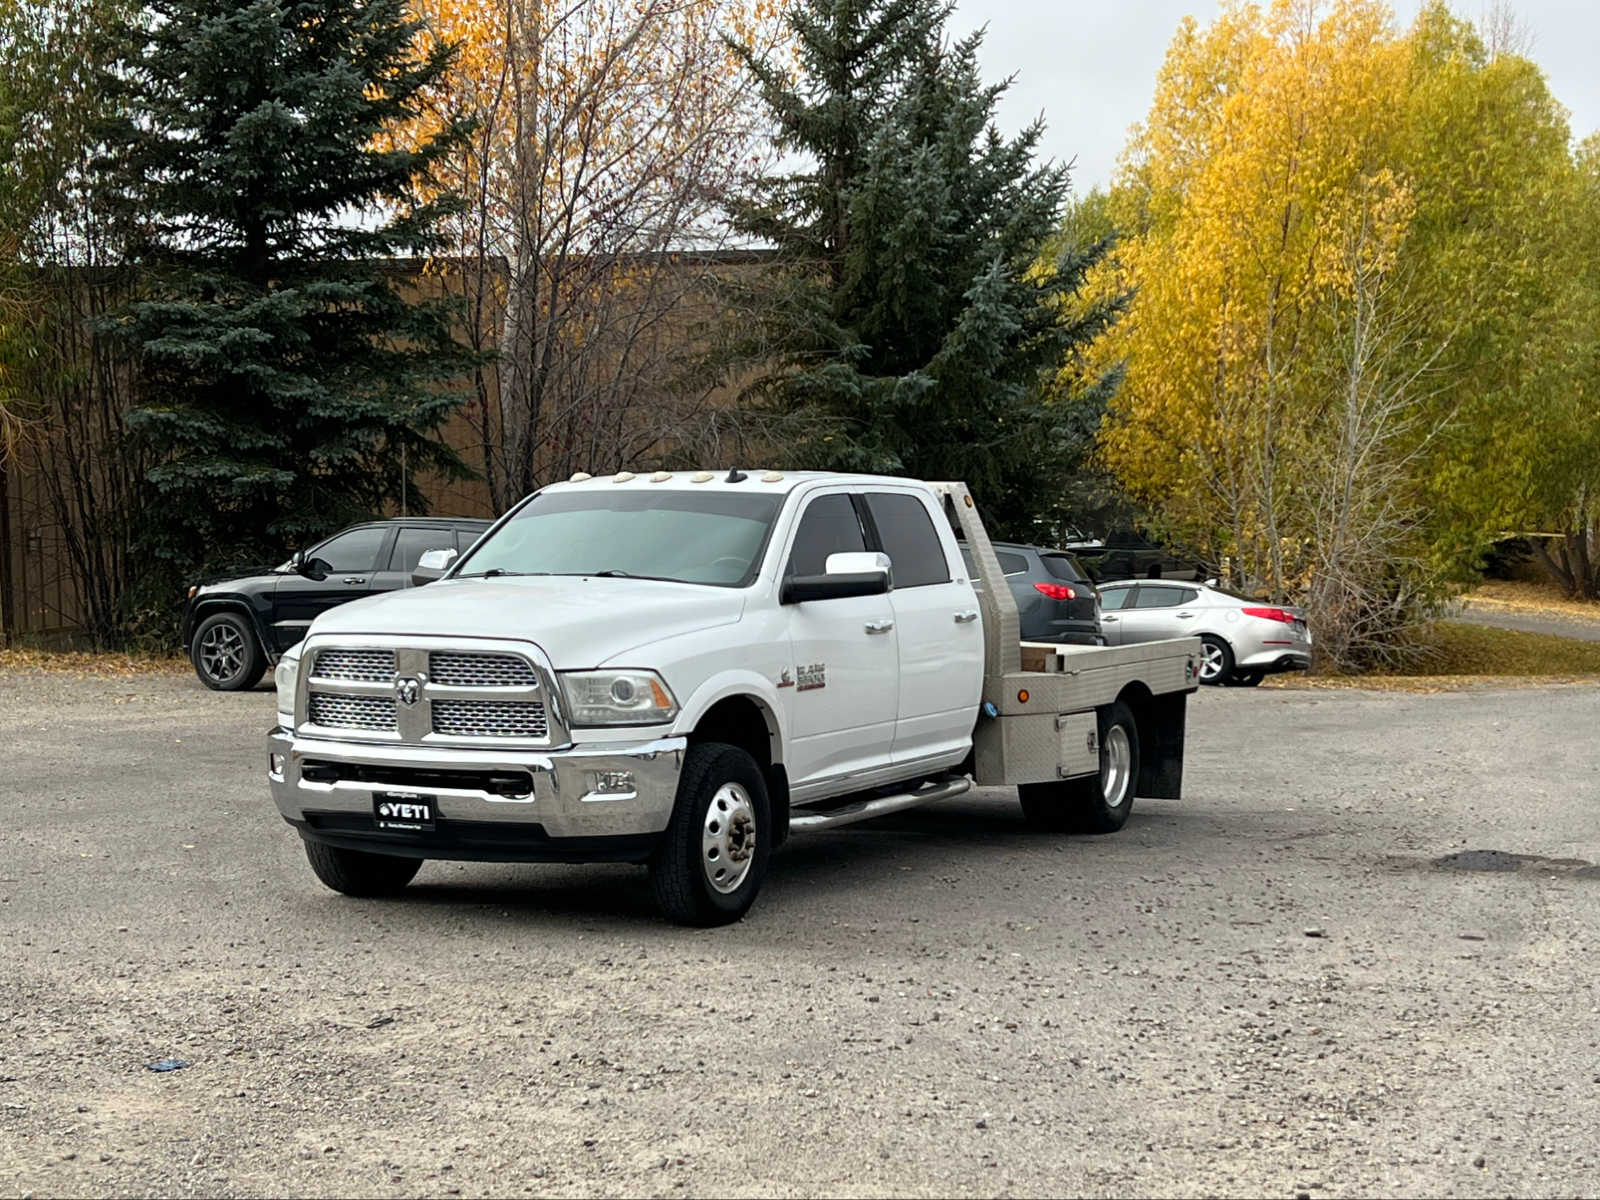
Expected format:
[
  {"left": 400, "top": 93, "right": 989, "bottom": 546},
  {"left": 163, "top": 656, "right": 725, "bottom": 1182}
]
[
  {"left": 312, "top": 648, "right": 396, "bottom": 683},
  {"left": 428, "top": 651, "right": 537, "bottom": 688},
  {"left": 308, "top": 692, "right": 398, "bottom": 732},
  {"left": 431, "top": 699, "right": 548, "bottom": 739},
  {"left": 299, "top": 642, "right": 560, "bottom": 745}
]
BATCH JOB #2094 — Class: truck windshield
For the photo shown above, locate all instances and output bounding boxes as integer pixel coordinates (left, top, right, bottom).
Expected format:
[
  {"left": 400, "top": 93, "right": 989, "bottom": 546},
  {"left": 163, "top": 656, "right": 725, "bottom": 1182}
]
[{"left": 455, "top": 489, "right": 784, "bottom": 587}]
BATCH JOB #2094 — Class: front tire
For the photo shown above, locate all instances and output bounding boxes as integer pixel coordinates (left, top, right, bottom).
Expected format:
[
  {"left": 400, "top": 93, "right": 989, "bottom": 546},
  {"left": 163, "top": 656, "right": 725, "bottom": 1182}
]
[
  {"left": 1018, "top": 701, "right": 1141, "bottom": 834},
  {"left": 1197, "top": 634, "right": 1234, "bottom": 686},
  {"left": 191, "top": 612, "right": 266, "bottom": 691},
  {"left": 304, "top": 841, "right": 422, "bottom": 897},
  {"left": 650, "top": 742, "right": 771, "bottom": 926}
]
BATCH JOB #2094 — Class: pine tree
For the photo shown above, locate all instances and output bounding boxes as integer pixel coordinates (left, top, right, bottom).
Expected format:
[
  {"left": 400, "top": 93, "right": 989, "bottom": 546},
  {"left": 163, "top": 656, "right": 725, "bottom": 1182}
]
[
  {"left": 99, "top": 0, "right": 474, "bottom": 578},
  {"left": 724, "top": 0, "right": 1124, "bottom": 535}
]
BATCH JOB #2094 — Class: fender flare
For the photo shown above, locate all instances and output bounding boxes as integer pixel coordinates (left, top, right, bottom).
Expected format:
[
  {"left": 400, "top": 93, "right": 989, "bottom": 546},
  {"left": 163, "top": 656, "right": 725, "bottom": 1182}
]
[
  {"left": 186, "top": 596, "right": 277, "bottom": 664},
  {"left": 672, "top": 671, "right": 788, "bottom": 765}
]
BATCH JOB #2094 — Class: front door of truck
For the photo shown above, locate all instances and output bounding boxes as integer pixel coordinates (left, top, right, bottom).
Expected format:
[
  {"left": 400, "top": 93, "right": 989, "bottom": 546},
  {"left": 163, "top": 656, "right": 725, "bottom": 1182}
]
[{"left": 779, "top": 491, "right": 900, "bottom": 791}]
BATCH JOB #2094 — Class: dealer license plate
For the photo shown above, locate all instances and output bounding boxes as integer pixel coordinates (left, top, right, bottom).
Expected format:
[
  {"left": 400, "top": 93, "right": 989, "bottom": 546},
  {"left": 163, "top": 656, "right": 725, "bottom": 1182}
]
[{"left": 373, "top": 792, "right": 436, "bottom": 833}]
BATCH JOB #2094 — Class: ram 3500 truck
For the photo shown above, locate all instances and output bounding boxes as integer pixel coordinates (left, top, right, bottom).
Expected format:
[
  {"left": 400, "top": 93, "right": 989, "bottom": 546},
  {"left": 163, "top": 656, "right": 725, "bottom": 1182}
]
[{"left": 267, "top": 473, "right": 1200, "bottom": 925}]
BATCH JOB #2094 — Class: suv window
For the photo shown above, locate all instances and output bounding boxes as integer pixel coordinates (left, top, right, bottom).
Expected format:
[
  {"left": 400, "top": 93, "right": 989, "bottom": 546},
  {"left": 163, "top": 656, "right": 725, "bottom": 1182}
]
[
  {"left": 313, "top": 526, "right": 388, "bottom": 573},
  {"left": 390, "top": 527, "right": 457, "bottom": 574},
  {"left": 865, "top": 493, "right": 950, "bottom": 588},
  {"left": 1040, "top": 553, "right": 1086, "bottom": 582},
  {"left": 787, "top": 494, "right": 867, "bottom": 577},
  {"left": 1100, "top": 585, "right": 1134, "bottom": 611},
  {"left": 958, "top": 547, "right": 1027, "bottom": 577},
  {"left": 455, "top": 527, "right": 483, "bottom": 554},
  {"left": 1133, "top": 585, "right": 1192, "bottom": 609}
]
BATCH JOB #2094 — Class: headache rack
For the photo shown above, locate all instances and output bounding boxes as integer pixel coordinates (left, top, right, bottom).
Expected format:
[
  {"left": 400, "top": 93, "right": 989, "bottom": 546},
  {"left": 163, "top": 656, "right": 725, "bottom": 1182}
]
[{"left": 929, "top": 481, "right": 1198, "bottom": 795}]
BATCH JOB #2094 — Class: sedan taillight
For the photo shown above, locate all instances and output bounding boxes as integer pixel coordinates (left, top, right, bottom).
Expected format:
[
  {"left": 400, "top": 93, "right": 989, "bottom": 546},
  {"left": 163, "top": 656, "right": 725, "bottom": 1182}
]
[
  {"left": 1033, "top": 582, "right": 1077, "bottom": 601},
  {"left": 1242, "top": 606, "right": 1296, "bottom": 624}
]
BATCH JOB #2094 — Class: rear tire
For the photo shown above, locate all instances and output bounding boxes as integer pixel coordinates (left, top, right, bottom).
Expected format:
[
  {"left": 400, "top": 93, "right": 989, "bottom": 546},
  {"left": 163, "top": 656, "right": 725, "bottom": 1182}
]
[
  {"left": 1197, "top": 635, "right": 1233, "bottom": 686},
  {"left": 191, "top": 611, "right": 266, "bottom": 691},
  {"left": 304, "top": 841, "right": 422, "bottom": 897},
  {"left": 1018, "top": 701, "right": 1141, "bottom": 834},
  {"left": 650, "top": 742, "right": 771, "bottom": 926}
]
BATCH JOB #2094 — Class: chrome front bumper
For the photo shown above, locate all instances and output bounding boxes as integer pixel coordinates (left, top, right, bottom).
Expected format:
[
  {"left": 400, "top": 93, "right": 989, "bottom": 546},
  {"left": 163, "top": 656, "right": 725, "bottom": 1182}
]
[{"left": 267, "top": 727, "right": 685, "bottom": 847}]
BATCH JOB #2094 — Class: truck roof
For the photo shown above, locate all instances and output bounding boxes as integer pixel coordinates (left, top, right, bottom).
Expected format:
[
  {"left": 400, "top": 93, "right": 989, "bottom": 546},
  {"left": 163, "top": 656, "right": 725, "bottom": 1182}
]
[{"left": 543, "top": 470, "right": 936, "bottom": 495}]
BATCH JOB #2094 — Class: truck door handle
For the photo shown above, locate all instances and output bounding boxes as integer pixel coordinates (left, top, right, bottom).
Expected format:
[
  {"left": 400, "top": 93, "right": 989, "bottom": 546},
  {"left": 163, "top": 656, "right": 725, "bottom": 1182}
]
[
  {"left": 1102, "top": 615, "right": 1118, "bottom": 623},
  {"left": 864, "top": 620, "right": 894, "bottom": 635},
  {"left": 953, "top": 610, "right": 979, "bottom": 623},
  {"left": 1176, "top": 612, "right": 1195, "bottom": 619},
  {"left": 343, "top": 577, "right": 366, "bottom": 585}
]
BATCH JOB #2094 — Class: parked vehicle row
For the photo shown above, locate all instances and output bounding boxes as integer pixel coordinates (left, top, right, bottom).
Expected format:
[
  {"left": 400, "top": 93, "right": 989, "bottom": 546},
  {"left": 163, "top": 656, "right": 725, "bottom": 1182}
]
[{"left": 184, "top": 515, "right": 1313, "bottom": 697}]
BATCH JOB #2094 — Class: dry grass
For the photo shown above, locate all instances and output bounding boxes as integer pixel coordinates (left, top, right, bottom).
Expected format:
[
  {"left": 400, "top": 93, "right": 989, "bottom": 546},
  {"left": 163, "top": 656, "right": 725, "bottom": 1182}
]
[
  {"left": 0, "top": 648, "right": 189, "bottom": 679},
  {"left": 1465, "top": 579, "right": 1600, "bottom": 624},
  {"left": 1268, "top": 620, "right": 1600, "bottom": 692}
]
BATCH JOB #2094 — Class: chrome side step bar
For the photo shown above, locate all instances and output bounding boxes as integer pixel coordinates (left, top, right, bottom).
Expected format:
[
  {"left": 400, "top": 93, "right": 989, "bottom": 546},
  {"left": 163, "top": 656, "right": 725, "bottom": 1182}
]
[{"left": 789, "top": 775, "right": 973, "bottom": 833}]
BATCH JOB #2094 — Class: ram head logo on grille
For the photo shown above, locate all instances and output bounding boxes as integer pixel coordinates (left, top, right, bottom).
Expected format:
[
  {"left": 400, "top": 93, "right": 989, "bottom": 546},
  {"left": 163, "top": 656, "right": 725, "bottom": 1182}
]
[{"left": 394, "top": 676, "right": 422, "bottom": 707}]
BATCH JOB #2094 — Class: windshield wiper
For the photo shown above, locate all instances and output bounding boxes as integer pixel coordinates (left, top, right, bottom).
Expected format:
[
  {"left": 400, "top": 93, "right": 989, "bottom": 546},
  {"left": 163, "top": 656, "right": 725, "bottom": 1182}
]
[
  {"left": 454, "top": 569, "right": 545, "bottom": 579},
  {"left": 592, "top": 569, "right": 631, "bottom": 577}
]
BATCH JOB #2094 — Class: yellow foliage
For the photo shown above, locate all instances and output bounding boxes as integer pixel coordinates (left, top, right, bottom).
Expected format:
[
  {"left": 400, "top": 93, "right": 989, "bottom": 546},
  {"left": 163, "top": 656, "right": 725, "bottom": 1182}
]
[{"left": 1090, "top": 0, "right": 1577, "bottom": 605}]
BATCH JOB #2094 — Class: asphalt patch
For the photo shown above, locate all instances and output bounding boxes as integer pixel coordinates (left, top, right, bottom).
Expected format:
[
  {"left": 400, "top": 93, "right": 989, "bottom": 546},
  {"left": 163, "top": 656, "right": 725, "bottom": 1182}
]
[{"left": 1432, "top": 849, "right": 1595, "bottom": 875}]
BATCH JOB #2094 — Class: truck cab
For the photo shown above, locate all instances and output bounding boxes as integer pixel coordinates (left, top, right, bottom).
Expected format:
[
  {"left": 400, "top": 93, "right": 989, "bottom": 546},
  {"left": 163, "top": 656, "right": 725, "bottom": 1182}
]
[{"left": 267, "top": 472, "right": 1199, "bottom": 924}]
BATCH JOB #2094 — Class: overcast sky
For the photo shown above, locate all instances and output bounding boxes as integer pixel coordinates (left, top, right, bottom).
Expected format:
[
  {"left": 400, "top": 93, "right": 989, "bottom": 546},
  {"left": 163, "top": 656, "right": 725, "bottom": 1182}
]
[{"left": 947, "top": 0, "right": 1600, "bottom": 195}]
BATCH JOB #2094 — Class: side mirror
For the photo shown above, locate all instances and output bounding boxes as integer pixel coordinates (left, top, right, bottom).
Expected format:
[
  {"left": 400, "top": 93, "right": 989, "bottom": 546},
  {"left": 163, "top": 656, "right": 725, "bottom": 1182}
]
[
  {"left": 297, "top": 552, "right": 332, "bottom": 581},
  {"left": 412, "top": 546, "right": 458, "bottom": 587},
  {"left": 780, "top": 551, "right": 892, "bottom": 604}
]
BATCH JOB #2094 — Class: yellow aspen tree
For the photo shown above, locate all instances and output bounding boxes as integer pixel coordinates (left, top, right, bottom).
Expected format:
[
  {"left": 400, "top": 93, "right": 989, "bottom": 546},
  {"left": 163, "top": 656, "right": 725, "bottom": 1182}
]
[{"left": 1091, "top": 0, "right": 1576, "bottom": 664}]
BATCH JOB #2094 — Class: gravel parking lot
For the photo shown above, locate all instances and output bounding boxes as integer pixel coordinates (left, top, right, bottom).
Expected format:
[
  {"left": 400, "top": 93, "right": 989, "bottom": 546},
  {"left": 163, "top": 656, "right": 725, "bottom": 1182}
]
[{"left": 3, "top": 670, "right": 1600, "bottom": 1198}]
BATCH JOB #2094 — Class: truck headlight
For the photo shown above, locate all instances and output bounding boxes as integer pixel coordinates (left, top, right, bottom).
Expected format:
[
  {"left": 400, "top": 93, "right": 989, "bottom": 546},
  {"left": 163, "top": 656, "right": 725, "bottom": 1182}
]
[
  {"left": 274, "top": 651, "right": 301, "bottom": 724},
  {"left": 561, "top": 670, "right": 678, "bottom": 727}
]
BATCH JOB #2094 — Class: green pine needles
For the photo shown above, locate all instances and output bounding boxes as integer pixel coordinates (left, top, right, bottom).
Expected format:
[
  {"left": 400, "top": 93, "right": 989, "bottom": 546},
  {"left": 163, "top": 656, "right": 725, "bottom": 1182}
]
[
  {"left": 99, "top": 0, "right": 476, "bottom": 576},
  {"left": 723, "top": 0, "right": 1125, "bottom": 536}
]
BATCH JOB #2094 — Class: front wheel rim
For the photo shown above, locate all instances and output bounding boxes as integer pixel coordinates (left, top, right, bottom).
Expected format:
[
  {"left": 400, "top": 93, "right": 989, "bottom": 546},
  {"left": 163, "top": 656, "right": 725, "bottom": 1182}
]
[
  {"left": 1102, "top": 724, "right": 1132, "bottom": 809},
  {"left": 1199, "top": 642, "right": 1226, "bottom": 681},
  {"left": 701, "top": 782, "right": 757, "bottom": 894},
  {"left": 199, "top": 624, "right": 246, "bottom": 682}
]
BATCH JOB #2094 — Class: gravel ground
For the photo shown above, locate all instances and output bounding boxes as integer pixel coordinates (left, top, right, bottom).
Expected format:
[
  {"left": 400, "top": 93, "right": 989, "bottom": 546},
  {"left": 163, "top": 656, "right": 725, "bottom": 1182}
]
[{"left": 3, "top": 670, "right": 1600, "bottom": 1198}]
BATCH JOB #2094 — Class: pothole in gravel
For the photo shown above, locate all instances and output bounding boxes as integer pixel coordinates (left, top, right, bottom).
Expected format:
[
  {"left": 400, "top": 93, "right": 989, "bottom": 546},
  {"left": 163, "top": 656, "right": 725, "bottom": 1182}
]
[{"left": 1432, "top": 849, "right": 1597, "bottom": 876}]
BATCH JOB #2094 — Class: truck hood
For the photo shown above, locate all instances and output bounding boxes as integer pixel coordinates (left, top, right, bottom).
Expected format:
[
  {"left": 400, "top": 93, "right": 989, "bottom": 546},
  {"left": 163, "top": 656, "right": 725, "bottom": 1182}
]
[{"left": 307, "top": 576, "right": 747, "bottom": 668}]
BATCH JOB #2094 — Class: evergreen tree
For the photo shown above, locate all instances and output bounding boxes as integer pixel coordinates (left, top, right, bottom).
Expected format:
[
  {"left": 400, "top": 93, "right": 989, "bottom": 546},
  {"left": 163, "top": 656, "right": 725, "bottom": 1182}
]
[
  {"left": 99, "top": 0, "right": 474, "bottom": 578},
  {"left": 724, "top": 0, "right": 1124, "bottom": 535}
]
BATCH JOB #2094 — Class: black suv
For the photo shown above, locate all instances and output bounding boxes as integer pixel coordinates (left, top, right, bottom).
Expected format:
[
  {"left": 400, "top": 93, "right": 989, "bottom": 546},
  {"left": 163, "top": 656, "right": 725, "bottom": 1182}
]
[
  {"left": 183, "top": 517, "right": 493, "bottom": 691},
  {"left": 960, "top": 541, "right": 1102, "bottom": 645}
]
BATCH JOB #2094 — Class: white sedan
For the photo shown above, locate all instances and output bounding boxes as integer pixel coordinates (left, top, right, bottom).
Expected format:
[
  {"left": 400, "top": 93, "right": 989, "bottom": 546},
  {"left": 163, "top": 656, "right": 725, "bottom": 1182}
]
[{"left": 1097, "top": 580, "right": 1312, "bottom": 686}]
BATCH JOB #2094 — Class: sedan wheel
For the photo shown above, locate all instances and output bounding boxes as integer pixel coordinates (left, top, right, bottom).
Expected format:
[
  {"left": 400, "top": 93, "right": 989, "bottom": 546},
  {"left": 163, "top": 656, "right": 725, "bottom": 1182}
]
[{"left": 1197, "top": 635, "right": 1233, "bottom": 685}]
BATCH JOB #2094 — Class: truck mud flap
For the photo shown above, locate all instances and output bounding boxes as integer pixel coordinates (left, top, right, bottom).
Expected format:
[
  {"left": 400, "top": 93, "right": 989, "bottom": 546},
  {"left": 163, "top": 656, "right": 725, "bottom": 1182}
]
[{"left": 1137, "top": 691, "right": 1186, "bottom": 800}]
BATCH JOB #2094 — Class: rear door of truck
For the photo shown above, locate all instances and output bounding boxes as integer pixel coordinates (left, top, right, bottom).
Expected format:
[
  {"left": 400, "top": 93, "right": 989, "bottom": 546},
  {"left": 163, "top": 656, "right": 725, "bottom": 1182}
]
[{"left": 862, "top": 489, "right": 984, "bottom": 766}]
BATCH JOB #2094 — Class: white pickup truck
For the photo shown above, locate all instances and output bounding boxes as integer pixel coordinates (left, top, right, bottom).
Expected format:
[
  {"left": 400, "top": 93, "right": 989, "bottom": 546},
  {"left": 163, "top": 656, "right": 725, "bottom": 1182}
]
[{"left": 267, "top": 472, "right": 1201, "bottom": 924}]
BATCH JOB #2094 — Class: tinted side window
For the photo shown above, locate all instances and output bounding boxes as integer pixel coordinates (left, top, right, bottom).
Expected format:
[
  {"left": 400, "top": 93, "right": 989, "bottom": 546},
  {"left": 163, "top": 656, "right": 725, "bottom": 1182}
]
[
  {"left": 390, "top": 528, "right": 456, "bottom": 574},
  {"left": 787, "top": 494, "right": 866, "bottom": 577},
  {"left": 314, "top": 526, "right": 388, "bottom": 573},
  {"left": 865, "top": 493, "right": 951, "bottom": 589},
  {"left": 997, "top": 551, "right": 1028, "bottom": 575},
  {"left": 1100, "top": 586, "right": 1134, "bottom": 611},
  {"left": 1134, "top": 585, "right": 1187, "bottom": 609},
  {"left": 1040, "top": 553, "right": 1085, "bottom": 582}
]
